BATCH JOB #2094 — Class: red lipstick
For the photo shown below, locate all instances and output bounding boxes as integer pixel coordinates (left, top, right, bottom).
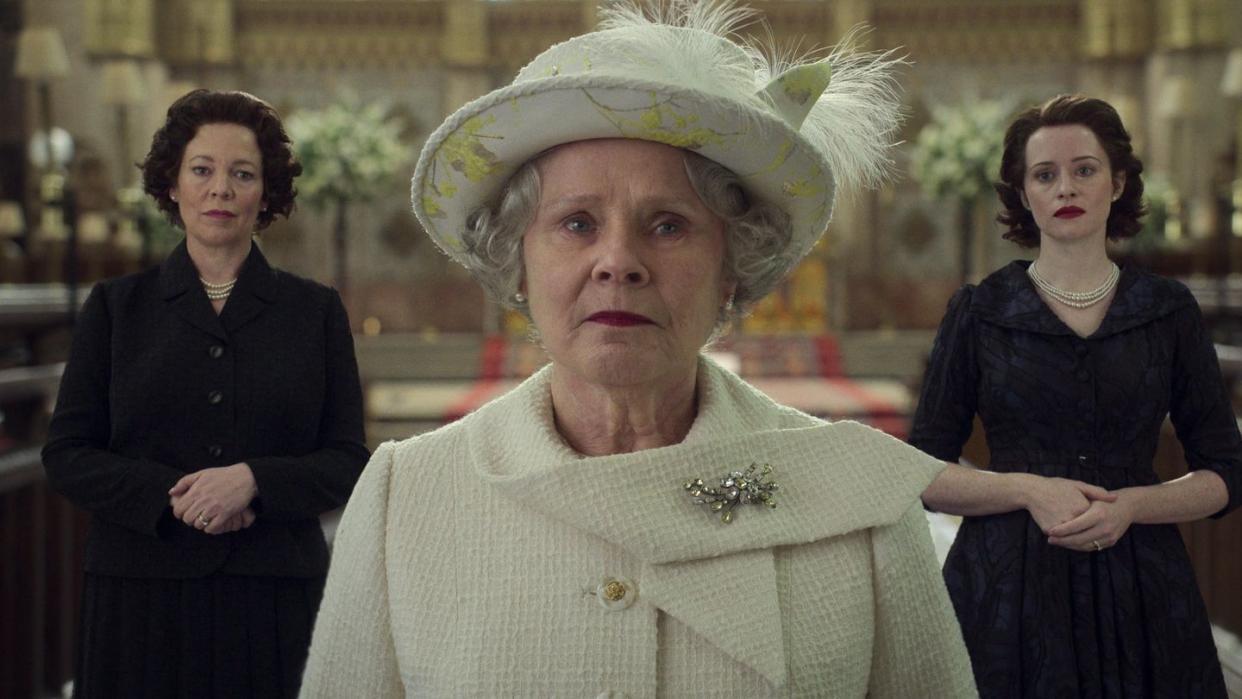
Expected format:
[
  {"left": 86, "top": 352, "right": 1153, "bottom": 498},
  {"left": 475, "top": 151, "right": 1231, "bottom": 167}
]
[
  {"left": 586, "top": 311, "right": 654, "bottom": 327},
  {"left": 1054, "top": 206, "right": 1084, "bottom": 219}
]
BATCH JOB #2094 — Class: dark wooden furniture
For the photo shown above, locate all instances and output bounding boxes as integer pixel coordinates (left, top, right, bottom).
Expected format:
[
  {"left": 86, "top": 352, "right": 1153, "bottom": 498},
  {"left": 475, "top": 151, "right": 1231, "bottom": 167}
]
[{"left": 0, "top": 284, "right": 88, "bottom": 699}]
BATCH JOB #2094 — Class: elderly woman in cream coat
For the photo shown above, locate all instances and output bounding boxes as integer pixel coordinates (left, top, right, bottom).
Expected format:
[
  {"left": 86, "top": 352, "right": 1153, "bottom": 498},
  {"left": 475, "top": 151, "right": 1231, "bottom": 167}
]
[{"left": 302, "top": 2, "right": 975, "bottom": 696}]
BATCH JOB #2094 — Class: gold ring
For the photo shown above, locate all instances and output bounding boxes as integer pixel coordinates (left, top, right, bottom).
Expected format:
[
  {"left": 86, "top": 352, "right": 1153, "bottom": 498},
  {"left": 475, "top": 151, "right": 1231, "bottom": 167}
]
[
  {"left": 197, "top": 512, "right": 212, "bottom": 527},
  {"left": 1091, "top": 540, "right": 1101, "bottom": 552}
]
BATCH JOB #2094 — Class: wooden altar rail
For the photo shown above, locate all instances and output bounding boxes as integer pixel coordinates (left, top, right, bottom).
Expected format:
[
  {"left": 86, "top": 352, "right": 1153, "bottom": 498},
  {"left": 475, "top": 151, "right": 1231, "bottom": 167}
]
[
  {"left": 353, "top": 331, "right": 937, "bottom": 382},
  {"left": 0, "top": 284, "right": 84, "bottom": 698},
  {"left": 0, "top": 451, "right": 85, "bottom": 699}
]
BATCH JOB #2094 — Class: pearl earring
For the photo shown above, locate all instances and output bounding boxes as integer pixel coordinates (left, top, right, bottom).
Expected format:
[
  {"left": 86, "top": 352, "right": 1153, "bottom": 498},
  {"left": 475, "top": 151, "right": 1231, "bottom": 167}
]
[
  {"left": 512, "top": 291, "right": 527, "bottom": 304},
  {"left": 723, "top": 294, "right": 735, "bottom": 313}
]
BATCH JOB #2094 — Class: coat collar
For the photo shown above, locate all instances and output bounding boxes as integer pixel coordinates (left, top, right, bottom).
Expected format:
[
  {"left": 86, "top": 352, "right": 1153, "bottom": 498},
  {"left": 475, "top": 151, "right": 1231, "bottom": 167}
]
[
  {"left": 158, "top": 240, "right": 279, "bottom": 339},
  {"left": 971, "top": 260, "right": 1192, "bottom": 339},
  {"left": 464, "top": 356, "right": 944, "bottom": 688}
]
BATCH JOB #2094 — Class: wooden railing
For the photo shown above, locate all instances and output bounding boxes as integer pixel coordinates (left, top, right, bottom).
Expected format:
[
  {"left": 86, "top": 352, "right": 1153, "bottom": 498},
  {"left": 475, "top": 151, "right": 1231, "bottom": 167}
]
[
  {"left": 0, "top": 284, "right": 85, "bottom": 699},
  {"left": 0, "top": 464, "right": 86, "bottom": 699}
]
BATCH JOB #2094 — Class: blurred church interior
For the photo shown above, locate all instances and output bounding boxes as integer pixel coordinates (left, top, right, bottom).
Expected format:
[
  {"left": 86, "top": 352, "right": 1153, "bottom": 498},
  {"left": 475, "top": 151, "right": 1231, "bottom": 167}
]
[{"left": 1, "top": 0, "right": 1241, "bottom": 695}]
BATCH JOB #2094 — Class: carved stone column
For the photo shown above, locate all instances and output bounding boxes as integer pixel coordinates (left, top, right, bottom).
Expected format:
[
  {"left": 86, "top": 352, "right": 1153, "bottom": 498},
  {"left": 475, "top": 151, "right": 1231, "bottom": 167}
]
[
  {"left": 1152, "top": 0, "right": 1230, "bottom": 240},
  {"left": 1079, "top": 0, "right": 1151, "bottom": 151},
  {"left": 441, "top": 1, "right": 491, "bottom": 117},
  {"left": 440, "top": 2, "right": 494, "bottom": 331},
  {"left": 828, "top": 0, "right": 874, "bottom": 330},
  {"left": 84, "top": 0, "right": 156, "bottom": 58},
  {"left": 157, "top": 0, "right": 236, "bottom": 82},
  {"left": 830, "top": 0, "right": 872, "bottom": 43}
]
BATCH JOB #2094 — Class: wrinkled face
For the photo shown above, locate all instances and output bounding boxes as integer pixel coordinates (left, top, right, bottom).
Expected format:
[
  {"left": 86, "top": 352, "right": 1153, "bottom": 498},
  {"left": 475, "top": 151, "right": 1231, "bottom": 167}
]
[
  {"left": 170, "top": 122, "right": 265, "bottom": 251},
  {"left": 521, "top": 139, "right": 733, "bottom": 388},
  {"left": 1020, "top": 124, "right": 1124, "bottom": 245}
]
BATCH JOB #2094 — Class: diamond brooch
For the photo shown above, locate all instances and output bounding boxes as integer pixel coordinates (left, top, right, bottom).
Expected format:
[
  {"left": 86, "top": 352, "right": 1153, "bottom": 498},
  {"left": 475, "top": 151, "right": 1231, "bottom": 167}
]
[{"left": 684, "top": 463, "right": 779, "bottom": 524}]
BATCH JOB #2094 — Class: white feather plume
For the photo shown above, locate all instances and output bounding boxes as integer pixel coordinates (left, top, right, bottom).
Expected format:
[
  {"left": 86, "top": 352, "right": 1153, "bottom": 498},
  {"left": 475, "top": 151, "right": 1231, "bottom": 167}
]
[
  {"left": 596, "top": 1, "right": 907, "bottom": 193},
  {"left": 599, "top": 0, "right": 757, "bottom": 39},
  {"left": 595, "top": 0, "right": 760, "bottom": 103}
]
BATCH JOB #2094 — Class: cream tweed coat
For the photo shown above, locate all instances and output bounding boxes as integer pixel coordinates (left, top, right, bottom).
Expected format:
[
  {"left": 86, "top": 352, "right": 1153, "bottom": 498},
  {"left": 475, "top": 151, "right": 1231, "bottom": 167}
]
[{"left": 302, "top": 358, "right": 976, "bottom": 697}]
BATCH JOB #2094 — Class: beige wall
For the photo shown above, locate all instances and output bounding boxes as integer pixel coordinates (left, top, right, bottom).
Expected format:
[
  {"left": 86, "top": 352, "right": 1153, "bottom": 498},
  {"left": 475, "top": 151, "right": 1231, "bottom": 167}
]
[{"left": 6, "top": 0, "right": 1242, "bottom": 330}]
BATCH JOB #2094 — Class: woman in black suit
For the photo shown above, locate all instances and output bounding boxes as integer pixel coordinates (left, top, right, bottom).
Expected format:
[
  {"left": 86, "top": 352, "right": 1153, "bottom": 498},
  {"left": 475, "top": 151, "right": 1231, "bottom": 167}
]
[{"left": 42, "top": 89, "right": 369, "bottom": 698}]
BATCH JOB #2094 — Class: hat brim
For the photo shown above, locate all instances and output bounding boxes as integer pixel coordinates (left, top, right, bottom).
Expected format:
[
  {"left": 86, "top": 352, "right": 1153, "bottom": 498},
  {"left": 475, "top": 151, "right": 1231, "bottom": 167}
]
[{"left": 412, "top": 73, "right": 836, "bottom": 268}]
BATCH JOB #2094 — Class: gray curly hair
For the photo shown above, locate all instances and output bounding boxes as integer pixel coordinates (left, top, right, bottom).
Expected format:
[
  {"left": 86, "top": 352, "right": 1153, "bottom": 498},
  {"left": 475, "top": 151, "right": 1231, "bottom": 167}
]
[{"left": 459, "top": 150, "right": 795, "bottom": 325}]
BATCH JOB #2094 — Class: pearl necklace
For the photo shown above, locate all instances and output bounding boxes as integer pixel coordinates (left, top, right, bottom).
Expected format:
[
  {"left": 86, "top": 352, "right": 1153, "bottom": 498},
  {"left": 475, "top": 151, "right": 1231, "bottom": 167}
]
[
  {"left": 1026, "top": 261, "right": 1119, "bottom": 309},
  {"left": 200, "top": 277, "right": 237, "bottom": 301}
]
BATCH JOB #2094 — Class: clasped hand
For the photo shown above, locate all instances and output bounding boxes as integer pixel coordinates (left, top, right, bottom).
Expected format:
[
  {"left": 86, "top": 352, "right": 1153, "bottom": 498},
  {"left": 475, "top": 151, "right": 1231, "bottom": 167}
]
[
  {"left": 1025, "top": 476, "right": 1133, "bottom": 552},
  {"left": 1045, "top": 496, "right": 1135, "bottom": 552},
  {"left": 169, "top": 462, "right": 258, "bottom": 535}
]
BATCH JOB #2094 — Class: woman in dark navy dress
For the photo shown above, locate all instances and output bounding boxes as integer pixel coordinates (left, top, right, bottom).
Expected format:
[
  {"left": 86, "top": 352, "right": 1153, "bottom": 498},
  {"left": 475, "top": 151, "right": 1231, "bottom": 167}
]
[
  {"left": 42, "top": 90, "right": 369, "bottom": 697},
  {"left": 911, "top": 94, "right": 1241, "bottom": 697}
]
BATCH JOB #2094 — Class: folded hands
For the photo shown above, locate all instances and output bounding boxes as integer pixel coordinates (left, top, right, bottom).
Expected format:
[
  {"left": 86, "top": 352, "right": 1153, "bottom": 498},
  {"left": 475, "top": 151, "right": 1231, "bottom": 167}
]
[
  {"left": 1025, "top": 476, "right": 1134, "bottom": 552},
  {"left": 169, "top": 462, "right": 259, "bottom": 535}
]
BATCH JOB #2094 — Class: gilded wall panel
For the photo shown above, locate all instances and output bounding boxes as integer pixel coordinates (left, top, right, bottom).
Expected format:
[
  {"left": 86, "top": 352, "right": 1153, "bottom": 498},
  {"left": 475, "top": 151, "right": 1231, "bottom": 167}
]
[
  {"left": 233, "top": 0, "right": 442, "bottom": 72},
  {"left": 871, "top": 0, "right": 1079, "bottom": 62},
  {"left": 745, "top": 2, "right": 836, "bottom": 50},
  {"left": 488, "top": 2, "right": 590, "bottom": 70},
  {"left": 1082, "top": 0, "right": 1153, "bottom": 59},
  {"left": 444, "top": 2, "right": 489, "bottom": 67},
  {"left": 85, "top": 0, "right": 155, "bottom": 58},
  {"left": 157, "top": 0, "right": 235, "bottom": 66},
  {"left": 1156, "top": 0, "right": 1228, "bottom": 50}
]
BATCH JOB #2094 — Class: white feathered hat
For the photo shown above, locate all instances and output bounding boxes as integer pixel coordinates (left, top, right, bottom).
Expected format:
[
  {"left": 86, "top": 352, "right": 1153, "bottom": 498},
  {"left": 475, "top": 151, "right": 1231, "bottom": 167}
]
[{"left": 412, "top": 0, "right": 904, "bottom": 269}]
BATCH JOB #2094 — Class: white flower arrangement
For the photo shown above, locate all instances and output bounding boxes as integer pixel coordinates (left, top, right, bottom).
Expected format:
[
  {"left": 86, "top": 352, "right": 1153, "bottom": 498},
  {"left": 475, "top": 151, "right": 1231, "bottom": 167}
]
[
  {"left": 287, "top": 98, "right": 409, "bottom": 206},
  {"left": 286, "top": 97, "right": 411, "bottom": 292},
  {"left": 910, "top": 100, "right": 1009, "bottom": 203}
]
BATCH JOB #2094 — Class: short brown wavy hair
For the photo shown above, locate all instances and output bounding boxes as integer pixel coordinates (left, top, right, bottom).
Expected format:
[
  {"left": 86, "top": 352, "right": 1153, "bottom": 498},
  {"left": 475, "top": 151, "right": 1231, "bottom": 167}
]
[
  {"left": 141, "top": 89, "right": 301, "bottom": 231},
  {"left": 996, "top": 94, "right": 1145, "bottom": 247}
]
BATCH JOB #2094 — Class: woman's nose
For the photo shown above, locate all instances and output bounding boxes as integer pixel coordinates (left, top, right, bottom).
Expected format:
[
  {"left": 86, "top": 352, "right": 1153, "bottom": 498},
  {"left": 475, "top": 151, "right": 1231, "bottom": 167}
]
[
  {"left": 208, "top": 173, "right": 234, "bottom": 199},
  {"left": 1056, "top": 177, "right": 1076, "bottom": 199},
  {"left": 592, "top": 227, "right": 649, "bottom": 286}
]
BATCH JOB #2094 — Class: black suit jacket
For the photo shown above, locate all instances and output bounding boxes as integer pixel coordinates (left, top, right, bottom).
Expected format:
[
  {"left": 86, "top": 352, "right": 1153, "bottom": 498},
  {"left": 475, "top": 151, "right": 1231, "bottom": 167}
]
[{"left": 43, "top": 242, "right": 369, "bottom": 578}]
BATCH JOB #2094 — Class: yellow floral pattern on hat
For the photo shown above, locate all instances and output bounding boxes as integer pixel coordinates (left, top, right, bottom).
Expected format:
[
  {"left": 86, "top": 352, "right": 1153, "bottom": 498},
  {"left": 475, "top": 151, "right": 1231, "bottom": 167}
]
[
  {"left": 585, "top": 90, "right": 739, "bottom": 150},
  {"left": 740, "top": 139, "right": 794, "bottom": 178},
  {"left": 783, "top": 163, "right": 826, "bottom": 199},
  {"left": 425, "top": 115, "right": 505, "bottom": 229},
  {"left": 440, "top": 115, "right": 503, "bottom": 183}
]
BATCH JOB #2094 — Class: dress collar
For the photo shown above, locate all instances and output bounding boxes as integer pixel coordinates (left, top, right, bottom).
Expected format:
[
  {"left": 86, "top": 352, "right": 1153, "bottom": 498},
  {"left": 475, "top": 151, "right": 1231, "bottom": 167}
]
[
  {"left": 465, "top": 356, "right": 939, "bottom": 564},
  {"left": 158, "top": 240, "right": 279, "bottom": 339},
  {"left": 970, "top": 259, "right": 1192, "bottom": 338},
  {"left": 158, "top": 239, "right": 276, "bottom": 299}
]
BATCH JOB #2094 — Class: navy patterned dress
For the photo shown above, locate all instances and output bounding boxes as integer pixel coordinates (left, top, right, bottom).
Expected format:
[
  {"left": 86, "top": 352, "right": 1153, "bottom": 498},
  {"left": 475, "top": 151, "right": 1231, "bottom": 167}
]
[{"left": 910, "top": 260, "right": 1242, "bottom": 698}]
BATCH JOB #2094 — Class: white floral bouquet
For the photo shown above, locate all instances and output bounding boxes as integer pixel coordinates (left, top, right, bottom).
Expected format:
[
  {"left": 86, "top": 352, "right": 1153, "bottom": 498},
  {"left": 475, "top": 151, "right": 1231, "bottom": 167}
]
[
  {"left": 287, "top": 98, "right": 409, "bottom": 206},
  {"left": 910, "top": 100, "right": 1009, "bottom": 203}
]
